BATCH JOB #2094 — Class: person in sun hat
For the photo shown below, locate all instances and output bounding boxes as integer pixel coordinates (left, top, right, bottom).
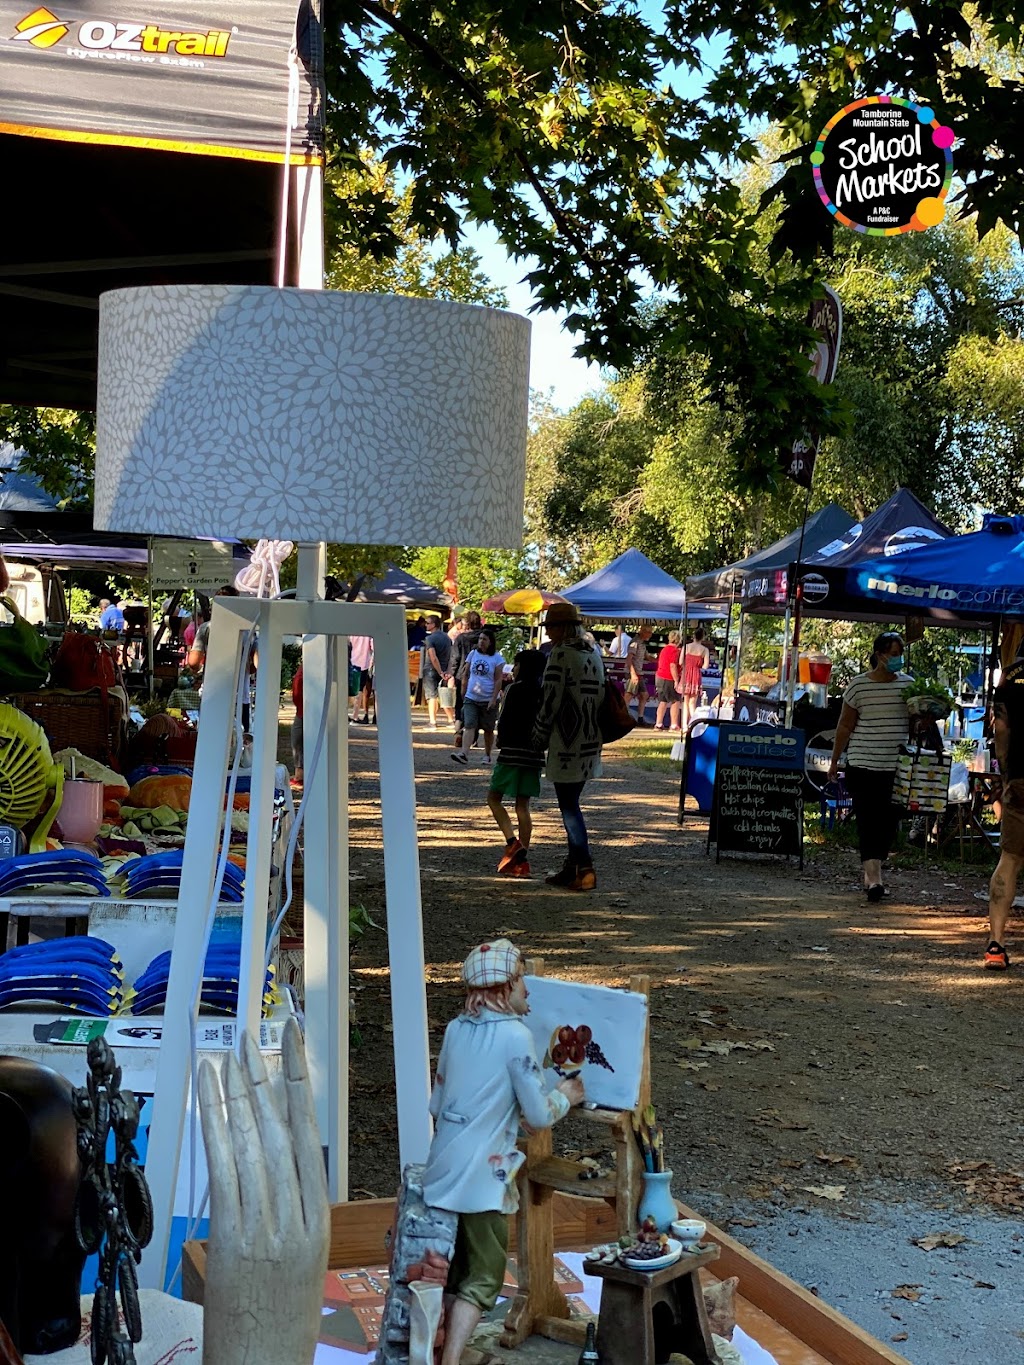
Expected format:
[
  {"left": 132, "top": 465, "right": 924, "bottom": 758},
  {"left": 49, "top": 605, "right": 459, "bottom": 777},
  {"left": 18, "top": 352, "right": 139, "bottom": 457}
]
[
  {"left": 532, "top": 600, "right": 605, "bottom": 891},
  {"left": 420, "top": 939, "right": 584, "bottom": 1365}
]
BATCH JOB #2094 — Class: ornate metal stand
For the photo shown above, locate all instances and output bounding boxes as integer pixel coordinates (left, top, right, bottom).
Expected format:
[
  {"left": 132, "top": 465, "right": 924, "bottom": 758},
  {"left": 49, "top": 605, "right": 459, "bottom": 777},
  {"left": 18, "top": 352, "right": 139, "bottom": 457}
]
[{"left": 72, "top": 1039, "right": 154, "bottom": 1365}]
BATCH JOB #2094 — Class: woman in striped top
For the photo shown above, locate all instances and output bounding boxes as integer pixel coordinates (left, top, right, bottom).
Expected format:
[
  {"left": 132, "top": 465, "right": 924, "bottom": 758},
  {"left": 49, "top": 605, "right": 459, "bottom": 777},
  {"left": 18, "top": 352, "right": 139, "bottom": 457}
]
[{"left": 827, "top": 632, "right": 910, "bottom": 902}]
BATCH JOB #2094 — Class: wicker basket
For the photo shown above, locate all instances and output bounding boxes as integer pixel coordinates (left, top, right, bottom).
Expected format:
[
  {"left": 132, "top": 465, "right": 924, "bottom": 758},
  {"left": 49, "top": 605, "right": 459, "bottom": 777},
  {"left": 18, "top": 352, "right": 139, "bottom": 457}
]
[{"left": 8, "top": 689, "right": 125, "bottom": 766}]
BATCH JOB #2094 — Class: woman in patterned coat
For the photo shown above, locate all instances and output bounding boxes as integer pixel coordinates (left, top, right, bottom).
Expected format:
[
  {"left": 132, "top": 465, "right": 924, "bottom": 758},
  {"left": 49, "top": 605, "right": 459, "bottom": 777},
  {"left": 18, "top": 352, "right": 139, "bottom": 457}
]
[{"left": 532, "top": 601, "right": 604, "bottom": 891}]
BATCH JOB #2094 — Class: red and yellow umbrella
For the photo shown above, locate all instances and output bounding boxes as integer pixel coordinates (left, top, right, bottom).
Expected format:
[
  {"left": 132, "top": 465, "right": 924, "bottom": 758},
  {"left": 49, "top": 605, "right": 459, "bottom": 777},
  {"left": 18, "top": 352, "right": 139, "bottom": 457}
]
[{"left": 480, "top": 588, "right": 567, "bottom": 615}]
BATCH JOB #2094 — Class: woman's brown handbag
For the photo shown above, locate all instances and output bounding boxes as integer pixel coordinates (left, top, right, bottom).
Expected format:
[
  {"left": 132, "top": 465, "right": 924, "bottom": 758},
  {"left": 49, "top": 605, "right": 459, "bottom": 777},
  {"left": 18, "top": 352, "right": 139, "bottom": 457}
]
[{"left": 597, "top": 678, "right": 634, "bottom": 743}]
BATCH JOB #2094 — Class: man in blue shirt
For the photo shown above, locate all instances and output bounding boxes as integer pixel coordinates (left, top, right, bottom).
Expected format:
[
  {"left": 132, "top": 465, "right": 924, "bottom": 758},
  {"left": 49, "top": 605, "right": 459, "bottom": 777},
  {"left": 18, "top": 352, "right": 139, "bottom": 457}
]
[{"left": 98, "top": 598, "right": 124, "bottom": 631}]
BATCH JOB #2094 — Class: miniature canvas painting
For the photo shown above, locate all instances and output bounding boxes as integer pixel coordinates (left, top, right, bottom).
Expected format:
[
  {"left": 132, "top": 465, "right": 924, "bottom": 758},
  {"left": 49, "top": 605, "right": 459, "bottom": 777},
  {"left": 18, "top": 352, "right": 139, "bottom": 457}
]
[{"left": 523, "top": 976, "right": 647, "bottom": 1110}]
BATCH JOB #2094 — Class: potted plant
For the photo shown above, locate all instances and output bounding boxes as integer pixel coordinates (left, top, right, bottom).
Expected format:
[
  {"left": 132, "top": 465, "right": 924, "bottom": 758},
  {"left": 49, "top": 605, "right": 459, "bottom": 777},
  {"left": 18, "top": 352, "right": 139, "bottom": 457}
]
[{"left": 901, "top": 676, "right": 954, "bottom": 720}]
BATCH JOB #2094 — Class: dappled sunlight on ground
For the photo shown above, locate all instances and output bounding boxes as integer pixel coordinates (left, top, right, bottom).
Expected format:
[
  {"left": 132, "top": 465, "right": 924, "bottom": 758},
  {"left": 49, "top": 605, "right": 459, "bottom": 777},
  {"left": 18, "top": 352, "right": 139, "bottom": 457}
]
[{"left": 337, "top": 718, "right": 1023, "bottom": 1249}]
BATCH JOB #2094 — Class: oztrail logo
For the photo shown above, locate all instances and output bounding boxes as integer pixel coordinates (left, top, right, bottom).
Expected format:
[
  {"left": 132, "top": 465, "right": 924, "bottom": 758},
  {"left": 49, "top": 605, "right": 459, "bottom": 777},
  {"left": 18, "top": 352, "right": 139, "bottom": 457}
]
[
  {"left": 13, "top": 7, "right": 67, "bottom": 46},
  {"left": 11, "top": 6, "right": 232, "bottom": 57}
]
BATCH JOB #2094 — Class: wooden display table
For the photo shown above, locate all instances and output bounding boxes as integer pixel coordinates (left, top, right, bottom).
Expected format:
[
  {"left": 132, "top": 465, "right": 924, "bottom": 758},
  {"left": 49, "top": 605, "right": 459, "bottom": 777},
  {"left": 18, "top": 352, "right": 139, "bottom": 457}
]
[{"left": 585, "top": 1245, "right": 722, "bottom": 1365}]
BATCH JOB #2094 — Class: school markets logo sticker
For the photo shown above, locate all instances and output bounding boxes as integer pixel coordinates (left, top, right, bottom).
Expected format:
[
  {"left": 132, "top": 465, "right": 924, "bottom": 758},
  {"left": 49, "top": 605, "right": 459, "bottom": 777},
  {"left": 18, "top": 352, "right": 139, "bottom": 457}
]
[
  {"left": 10, "top": 7, "right": 233, "bottom": 57},
  {"left": 812, "top": 95, "right": 955, "bottom": 235}
]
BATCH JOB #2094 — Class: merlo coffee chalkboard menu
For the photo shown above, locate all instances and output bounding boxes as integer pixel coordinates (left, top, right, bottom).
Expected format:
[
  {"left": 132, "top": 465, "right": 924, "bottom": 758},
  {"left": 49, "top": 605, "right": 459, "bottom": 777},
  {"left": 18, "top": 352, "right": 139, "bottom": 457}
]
[{"left": 707, "top": 723, "right": 805, "bottom": 866}]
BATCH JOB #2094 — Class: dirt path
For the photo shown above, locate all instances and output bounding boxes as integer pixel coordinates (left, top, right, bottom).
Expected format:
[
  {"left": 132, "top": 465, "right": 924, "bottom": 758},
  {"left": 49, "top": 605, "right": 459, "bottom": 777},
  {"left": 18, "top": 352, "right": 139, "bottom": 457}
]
[{"left": 315, "top": 716, "right": 1023, "bottom": 1358}]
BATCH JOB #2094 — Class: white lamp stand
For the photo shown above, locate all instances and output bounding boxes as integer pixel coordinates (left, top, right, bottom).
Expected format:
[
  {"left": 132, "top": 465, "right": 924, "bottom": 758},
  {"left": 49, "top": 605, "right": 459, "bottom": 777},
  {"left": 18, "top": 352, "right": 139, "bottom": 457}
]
[
  {"left": 93, "top": 283, "right": 530, "bottom": 1289},
  {"left": 143, "top": 572, "right": 433, "bottom": 1285}
]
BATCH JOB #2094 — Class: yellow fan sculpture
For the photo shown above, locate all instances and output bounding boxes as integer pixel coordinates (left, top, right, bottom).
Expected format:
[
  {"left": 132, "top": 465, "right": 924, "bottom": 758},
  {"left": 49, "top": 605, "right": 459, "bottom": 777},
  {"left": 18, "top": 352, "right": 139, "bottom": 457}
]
[{"left": 0, "top": 703, "right": 64, "bottom": 852}]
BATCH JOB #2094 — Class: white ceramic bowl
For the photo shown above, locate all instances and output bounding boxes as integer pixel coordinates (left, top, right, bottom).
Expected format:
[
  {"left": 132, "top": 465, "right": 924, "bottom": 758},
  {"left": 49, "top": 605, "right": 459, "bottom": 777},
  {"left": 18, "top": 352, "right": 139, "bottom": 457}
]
[
  {"left": 671, "top": 1218, "right": 707, "bottom": 1243},
  {"left": 622, "top": 1237, "right": 682, "bottom": 1272}
]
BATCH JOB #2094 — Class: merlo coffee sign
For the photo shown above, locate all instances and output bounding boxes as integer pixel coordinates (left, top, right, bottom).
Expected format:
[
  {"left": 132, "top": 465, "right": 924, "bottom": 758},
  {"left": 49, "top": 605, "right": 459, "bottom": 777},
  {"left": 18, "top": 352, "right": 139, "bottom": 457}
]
[{"left": 812, "top": 95, "right": 955, "bottom": 235}]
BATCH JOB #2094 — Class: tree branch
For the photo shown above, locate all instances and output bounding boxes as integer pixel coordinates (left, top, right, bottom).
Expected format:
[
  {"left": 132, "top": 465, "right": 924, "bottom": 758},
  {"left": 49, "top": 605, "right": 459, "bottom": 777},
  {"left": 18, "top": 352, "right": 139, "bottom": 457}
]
[{"left": 356, "top": 0, "right": 599, "bottom": 265}]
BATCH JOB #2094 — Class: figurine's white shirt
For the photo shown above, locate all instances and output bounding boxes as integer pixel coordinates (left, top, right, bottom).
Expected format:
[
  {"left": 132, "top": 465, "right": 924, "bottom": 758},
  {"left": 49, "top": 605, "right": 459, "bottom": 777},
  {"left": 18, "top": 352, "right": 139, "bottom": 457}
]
[{"left": 420, "top": 1008, "right": 570, "bottom": 1214}]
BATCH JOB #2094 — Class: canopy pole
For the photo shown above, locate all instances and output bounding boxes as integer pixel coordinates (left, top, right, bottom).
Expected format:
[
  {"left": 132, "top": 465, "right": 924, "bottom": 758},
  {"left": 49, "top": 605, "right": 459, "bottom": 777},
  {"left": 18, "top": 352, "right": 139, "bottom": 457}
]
[
  {"left": 784, "top": 488, "right": 813, "bottom": 728},
  {"left": 719, "top": 584, "right": 736, "bottom": 715}
]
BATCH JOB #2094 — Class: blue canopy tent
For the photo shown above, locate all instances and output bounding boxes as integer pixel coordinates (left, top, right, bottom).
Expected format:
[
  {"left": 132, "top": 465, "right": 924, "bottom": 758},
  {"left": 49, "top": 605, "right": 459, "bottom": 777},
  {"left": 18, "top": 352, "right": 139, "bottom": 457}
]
[
  {"left": 562, "top": 548, "right": 721, "bottom": 621},
  {"left": 844, "top": 514, "right": 1024, "bottom": 623},
  {"left": 348, "top": 563, "right": 452, "bottom": 609}
]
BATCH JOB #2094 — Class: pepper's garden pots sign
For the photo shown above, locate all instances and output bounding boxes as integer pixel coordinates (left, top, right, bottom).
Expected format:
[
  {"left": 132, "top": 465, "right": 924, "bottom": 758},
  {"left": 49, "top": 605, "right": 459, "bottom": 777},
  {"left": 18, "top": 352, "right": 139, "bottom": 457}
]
[{"left": 812, "top": 95, "right": 955, "bottom": 235}]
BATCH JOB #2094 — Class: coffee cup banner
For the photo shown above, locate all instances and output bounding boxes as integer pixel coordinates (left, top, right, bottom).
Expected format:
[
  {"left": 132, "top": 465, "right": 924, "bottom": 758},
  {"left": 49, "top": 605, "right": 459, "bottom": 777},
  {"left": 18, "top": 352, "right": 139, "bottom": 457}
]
[{"left": 812, "top": 95, "right": 955, "bottom": 235}]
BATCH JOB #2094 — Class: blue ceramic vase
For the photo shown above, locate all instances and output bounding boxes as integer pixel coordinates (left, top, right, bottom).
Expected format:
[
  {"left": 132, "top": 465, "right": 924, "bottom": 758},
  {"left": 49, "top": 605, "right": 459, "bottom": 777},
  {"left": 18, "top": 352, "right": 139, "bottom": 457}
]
[{"left": 637, "top": 1169, "right": 676, "bottom": 1233}]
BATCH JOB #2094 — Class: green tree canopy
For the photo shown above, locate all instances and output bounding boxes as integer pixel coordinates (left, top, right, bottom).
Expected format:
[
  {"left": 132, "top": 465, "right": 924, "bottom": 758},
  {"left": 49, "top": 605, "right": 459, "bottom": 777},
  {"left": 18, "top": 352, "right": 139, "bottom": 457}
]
[{"left": 325, "top": 2, "right": 1024, "bottom": 479}]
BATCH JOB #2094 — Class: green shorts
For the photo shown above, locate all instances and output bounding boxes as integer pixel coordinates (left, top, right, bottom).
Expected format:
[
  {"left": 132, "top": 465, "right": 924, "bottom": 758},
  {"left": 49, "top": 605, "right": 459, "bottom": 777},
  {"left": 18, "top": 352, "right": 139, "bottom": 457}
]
[
  {"left": 488, "top": 762, "right": 541, "bottom": 799},
  {"left": 447, "top": 1210, "right": 509, "bottom": 1312}
]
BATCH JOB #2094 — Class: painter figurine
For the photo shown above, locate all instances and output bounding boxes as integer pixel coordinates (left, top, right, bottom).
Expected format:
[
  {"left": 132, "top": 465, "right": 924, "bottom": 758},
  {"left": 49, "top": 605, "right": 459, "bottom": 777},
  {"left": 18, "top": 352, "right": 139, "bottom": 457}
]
[{"left": 421, "top": 940, "right": 585, "bottom": 1365}]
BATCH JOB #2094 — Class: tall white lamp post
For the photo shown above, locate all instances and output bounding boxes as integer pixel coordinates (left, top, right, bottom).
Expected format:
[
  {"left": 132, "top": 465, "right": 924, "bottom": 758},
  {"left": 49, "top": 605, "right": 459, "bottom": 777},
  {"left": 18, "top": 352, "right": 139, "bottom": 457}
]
[{"left": 93, "top": 283, "right": 530, "bottom": 1286}]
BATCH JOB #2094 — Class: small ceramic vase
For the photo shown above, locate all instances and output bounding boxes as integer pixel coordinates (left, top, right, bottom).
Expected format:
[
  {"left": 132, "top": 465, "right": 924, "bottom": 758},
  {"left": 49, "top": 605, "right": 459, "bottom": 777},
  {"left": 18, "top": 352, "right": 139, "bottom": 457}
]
[{"left": 637, "top": 1169, "right": 677, "bottom": 1234}]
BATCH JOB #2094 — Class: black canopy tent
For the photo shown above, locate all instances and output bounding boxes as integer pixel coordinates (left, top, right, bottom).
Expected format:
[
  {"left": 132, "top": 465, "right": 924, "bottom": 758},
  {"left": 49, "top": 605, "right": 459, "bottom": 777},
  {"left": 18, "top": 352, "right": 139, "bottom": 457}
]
[
  {"left": 685, "top": 502, "right": 856, "bottom": 606},
  {"left": 741, "top": 488, "right": 960, "bottom": 623},
  {"left": 0, "top": 0, "right": 323, "bottom": 409}
]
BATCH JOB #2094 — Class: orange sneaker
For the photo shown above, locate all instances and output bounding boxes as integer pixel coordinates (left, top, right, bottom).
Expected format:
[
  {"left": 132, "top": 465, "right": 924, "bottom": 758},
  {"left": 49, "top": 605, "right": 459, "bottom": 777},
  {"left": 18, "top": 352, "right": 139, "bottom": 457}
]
[
  {"left": 497, "top": 839, "right": 524, "bottom": 874},
  {"left": 509, "top": 859, "right": 532, "bottom": 878},
  {"left": 984, "top": 940, "right": 1010, "bottom": 970}
]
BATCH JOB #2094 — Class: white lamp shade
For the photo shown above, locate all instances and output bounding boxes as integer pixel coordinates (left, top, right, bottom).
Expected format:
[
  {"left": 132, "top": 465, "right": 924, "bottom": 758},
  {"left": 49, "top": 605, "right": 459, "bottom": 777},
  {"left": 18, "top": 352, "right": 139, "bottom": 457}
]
[{"left": 95, "top": 285, "right": 530, "bottom": 547}]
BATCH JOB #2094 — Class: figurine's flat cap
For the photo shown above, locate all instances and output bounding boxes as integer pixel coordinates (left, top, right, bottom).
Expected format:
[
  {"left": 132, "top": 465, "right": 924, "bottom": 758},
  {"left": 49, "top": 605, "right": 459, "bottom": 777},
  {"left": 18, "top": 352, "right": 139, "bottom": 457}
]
[{"left": 462, "top": 939, "right": 521, "bottom": 988}]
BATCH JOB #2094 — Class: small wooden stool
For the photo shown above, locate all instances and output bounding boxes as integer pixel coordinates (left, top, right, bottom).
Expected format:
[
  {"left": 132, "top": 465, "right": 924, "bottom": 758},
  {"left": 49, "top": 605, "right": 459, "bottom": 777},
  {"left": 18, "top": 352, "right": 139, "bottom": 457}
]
[{"left": 585, "top": 1246, "right": 722, "bottom": 1365}]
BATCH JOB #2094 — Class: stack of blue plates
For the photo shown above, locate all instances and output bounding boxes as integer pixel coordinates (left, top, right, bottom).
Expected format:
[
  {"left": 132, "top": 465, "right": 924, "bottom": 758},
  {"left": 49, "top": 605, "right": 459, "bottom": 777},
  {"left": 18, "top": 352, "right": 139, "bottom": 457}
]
[
  {"left": 130, "top": 942, "right": 274, "bottom": 1016},
  {"left": 0, "top": 936, "right": 124, "bottom": 1013},
  {"left": 114, "top": 850, "right": 244, "bottom": 901},
  {"left": 0, "top": 850, "right": 111, "bottom": 897}
]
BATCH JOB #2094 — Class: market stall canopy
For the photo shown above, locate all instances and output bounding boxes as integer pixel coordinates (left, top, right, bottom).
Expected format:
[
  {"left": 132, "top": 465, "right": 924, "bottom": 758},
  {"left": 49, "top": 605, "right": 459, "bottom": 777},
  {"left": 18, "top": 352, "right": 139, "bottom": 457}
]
[
  {"left": 742, "top": 488, "right": 956, "bottom": 621},
  {"left": 843, "top": 513, "right": 1024, "bottom": 622},
  {"left": 344, "top": 564, "right": 452, "bottom": 609},
  {"left": 685, "top": 502, "right": 855, "bottom": 603},
  {"left": 480, "top": 587, "right": 567, "bottom": 614},
  {"left": 0, "top": 541, "right": 149, "bottom": 577},
  {"left": 561, "top": 548, "right": 721, "bottom": 621},
  {"left": 0, "top": 0, "right": 323, "bottom": 410}
]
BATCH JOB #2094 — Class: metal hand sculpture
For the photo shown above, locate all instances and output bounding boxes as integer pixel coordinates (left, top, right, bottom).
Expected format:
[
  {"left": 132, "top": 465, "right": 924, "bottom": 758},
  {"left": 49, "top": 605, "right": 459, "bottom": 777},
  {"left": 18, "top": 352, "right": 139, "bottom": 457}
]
[
  {"left": 72, "top": 1038, "right": 153, "bottom": 1365},
  {"left": 198, "top": 1019, "right": 329, "bottom": 1365}
]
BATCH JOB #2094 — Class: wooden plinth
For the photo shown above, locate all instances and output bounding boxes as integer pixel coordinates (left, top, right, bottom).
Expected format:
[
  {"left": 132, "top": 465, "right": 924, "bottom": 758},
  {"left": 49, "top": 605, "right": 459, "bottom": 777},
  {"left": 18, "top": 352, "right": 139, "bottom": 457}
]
[{"left": 585, "top": 1246, "right": 722, "bottom": 1365}]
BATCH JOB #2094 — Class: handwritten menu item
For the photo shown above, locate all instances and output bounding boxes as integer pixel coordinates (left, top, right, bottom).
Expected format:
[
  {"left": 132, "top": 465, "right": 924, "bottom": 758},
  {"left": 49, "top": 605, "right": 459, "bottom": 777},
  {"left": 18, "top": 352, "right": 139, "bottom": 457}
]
[{"left": 708, "top": 723, "right": 805, "bottom": 865}]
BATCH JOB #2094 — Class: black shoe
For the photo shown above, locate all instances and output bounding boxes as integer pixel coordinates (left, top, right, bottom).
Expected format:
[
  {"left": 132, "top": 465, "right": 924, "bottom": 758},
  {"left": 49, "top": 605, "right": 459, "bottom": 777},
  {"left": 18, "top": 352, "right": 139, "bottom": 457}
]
[
  {"left": 545, "top": 861, "right": 577, "bottom": 888},
  {"left": 865, "top": 883, "right": 885, "bottom": 903}
]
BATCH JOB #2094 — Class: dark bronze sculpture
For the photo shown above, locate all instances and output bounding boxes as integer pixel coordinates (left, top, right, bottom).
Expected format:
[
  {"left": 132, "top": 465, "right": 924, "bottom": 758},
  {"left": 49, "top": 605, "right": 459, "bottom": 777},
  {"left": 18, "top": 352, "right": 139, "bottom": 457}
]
[
  {"left": 72, "top": 1037, "right": 153, "bottom": 1365},
  {"left": 0, "top": 1056, "right": 85, "bottom": 1355}
]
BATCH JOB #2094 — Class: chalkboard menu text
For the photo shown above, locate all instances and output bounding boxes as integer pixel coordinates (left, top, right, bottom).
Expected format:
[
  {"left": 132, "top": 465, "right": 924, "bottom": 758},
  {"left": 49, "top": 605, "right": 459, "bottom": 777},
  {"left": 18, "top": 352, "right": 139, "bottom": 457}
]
[{"left": 708, "top": 724, "right": 805, "bottom": 865}]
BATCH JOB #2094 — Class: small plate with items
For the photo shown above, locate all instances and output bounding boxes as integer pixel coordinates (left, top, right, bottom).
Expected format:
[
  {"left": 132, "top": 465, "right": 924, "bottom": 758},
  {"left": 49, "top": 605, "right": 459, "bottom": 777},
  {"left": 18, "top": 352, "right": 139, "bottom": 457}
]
[{"left": 622, "top": 1236, "right": 682, "bottom": 1271}]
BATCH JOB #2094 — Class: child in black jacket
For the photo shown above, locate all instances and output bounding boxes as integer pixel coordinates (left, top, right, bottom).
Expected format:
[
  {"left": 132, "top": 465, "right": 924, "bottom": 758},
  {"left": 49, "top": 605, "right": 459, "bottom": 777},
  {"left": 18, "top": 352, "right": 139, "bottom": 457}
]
[{"left": 487, "top": 650, "right": 546, "bottom": 876}]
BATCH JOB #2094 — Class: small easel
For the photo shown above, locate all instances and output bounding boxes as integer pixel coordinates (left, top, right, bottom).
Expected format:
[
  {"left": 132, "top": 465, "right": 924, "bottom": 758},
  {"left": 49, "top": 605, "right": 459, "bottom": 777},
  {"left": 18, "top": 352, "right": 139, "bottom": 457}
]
[{"left": 501, "top": 959, "right": 650, "bottom": 1350}]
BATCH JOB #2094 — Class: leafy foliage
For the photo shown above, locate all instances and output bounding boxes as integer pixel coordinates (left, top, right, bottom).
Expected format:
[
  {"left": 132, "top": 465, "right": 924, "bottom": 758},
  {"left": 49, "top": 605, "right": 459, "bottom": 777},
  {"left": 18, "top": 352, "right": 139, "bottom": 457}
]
[
  {"left": 324, "top": 2, "right": 1024, "bottom": 480},
  {"left": 528, "top": 203, "right": 1024, "bottom": 589},
  {"left": 0, "top": 407, "right": 94, "bottom": 507}
]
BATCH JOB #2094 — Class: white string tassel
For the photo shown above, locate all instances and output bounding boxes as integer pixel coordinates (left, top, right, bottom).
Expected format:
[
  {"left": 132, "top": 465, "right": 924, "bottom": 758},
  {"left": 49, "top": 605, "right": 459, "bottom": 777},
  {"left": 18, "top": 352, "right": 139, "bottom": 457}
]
[{"left": 235, "top": 539, "right": 295, "bottom": 599}]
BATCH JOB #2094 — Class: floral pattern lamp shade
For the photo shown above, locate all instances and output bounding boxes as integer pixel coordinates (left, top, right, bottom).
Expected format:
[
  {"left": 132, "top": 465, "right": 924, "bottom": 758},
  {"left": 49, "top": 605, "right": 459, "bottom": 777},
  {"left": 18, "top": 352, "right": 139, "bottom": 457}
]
[{"left": 94, "top": 285, "right": 531, "bottom": 546}]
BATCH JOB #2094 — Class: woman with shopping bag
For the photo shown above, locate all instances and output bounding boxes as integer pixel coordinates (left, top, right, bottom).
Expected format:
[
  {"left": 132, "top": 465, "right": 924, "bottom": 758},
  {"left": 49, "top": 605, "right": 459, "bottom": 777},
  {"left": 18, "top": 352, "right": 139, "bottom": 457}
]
[{"left": 827, "top": 632, "right": 910, "bottom": 902}]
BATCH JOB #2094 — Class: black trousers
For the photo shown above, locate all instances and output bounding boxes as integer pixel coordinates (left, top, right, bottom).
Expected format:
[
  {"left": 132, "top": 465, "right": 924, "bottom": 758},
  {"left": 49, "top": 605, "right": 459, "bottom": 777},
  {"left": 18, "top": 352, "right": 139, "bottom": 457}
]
[{"left": 845, "top": 766, "right": 901, "bottom": 862}]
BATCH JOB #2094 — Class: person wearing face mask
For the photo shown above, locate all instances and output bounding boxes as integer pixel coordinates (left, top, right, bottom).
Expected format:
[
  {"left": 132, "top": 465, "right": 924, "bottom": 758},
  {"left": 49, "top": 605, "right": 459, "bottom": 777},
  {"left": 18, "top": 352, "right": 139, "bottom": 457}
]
[{"left": 827, "top": 632, "right": 910, "bottom": 902}]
